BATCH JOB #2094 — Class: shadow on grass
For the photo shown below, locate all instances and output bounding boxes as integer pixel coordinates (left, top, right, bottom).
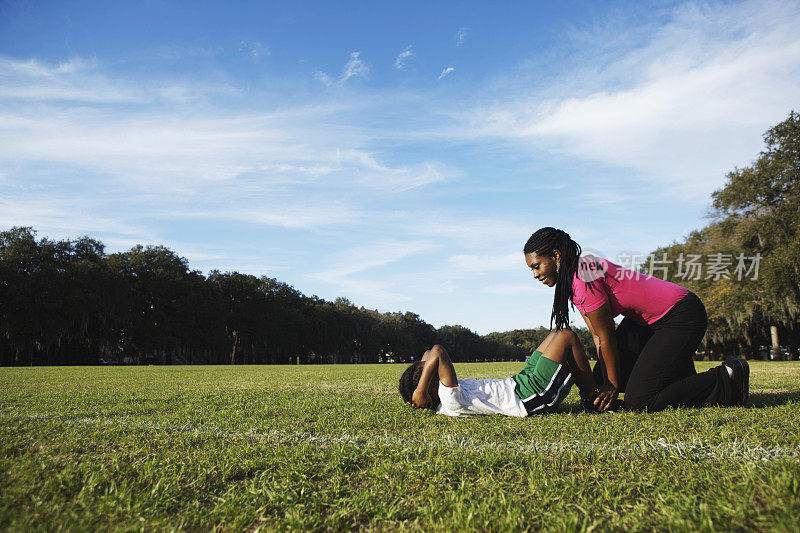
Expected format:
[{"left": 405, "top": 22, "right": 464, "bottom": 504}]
[
  {"left": 552, "top": 391, "right": 800, "bottom": 414},
  {"left": 748, "top": 391, "right": 800, "bottom": 407}
]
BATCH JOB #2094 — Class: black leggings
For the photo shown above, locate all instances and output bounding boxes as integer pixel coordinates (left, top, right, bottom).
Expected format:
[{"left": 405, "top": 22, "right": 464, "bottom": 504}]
[{"left": 593, "top": 291, "right": 731, "bottom": 411}]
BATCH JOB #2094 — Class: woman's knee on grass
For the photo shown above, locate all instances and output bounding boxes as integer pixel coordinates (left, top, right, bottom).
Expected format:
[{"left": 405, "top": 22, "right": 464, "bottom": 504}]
[{"left": 622, "top": 388, "right": 656, "bottom": 412}]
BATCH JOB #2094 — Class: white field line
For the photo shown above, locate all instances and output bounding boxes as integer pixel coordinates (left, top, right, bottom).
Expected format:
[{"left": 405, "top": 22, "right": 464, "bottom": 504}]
[{"left": 12, "top": 412, "right": 800, "bottom": 463}]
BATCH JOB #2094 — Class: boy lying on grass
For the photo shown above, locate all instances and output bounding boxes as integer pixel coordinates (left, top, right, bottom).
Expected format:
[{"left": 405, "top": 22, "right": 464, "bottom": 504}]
[{"left": 399, "top": 329, "right": 599, "bottom": 416}]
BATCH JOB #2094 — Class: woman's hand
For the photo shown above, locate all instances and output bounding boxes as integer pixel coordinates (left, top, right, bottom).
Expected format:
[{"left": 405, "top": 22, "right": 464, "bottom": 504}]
[
  {"left": 592, "top": 383, "right": 619, "bottom": 411},
  {"left": 410, "top": 388, "right": 431, "bottom": 409}
]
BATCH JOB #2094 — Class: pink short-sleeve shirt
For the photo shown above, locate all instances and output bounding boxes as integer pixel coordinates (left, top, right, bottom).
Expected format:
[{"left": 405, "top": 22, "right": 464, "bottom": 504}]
[{"left": 570, "top": 256, "right": 689, "bottom": 326}]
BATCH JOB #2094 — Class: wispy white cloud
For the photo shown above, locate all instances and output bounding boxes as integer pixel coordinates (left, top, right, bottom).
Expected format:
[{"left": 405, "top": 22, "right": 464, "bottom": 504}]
[
  {"left": 307, "top": 240, "right": 437, "bottom": 301},
  {"left": 238, "top": 40, "right": 270, "bottom": 58},
  {"left": 0, "top": 56, "right": 147, "bottom": 102},
  {"left": 0, "top": 194, "right": 154, "bottom": 244},
  {"left": 341, "top": 51, "right": 369, "bottom": 82},
  {"left": 438, "top": 66, "right": 454, "bottom": 80},
  {"left": 447, "top": 253, "right": 521, "bottom": 273},
  {"left": 0, "top": 55, "right": 238, "bottom": 103},
  {"left": 0, "top": 103, "right": 442, "bottom": 221},
  {"left": 0, "top": 60, "right": 383, "bottom": 182},
  {"left": 578, "top": 190, "right": 636, "bottom": 208},
  {"left": 0, "top": 56, "right": 95, "bottom": 77},
  {"left": 455, "top": 27, "right": 470, "bottom": 46},
  {"left": 468, "top": 0, "right": 800, "bottom": 200},
  {"left": 315, "top": 51, "right": 370, "bottom": 85},
  {"left": 481, "top": 283, "right": 549, "bottom": 296},
  {"left": 406, "top": 216, "right": 526, "bottom": 248},
  {"left": 0, "top": 53, "right": 451, "bottom": 241},
  {"left": 311, "top": 240, "right": 436, "bottom": 279},
  {"left": 331, "top": 150, "right": 450, "bottom": 192},
  {"left": 146, "top": 45, "right": 220, "bottom": 61},
  {"left": 169, "top": 200, "right": 363, "bottom": 229},
  {"left": 394, "top": 46, "right": 414, "bottom": 70},
  {"left": 314, "top": 70, "right": 334, "bottom": 86}
]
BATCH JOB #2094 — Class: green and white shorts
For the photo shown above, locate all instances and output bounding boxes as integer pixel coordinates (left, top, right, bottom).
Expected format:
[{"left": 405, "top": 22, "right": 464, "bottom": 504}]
[{"left": 512, "top": 350, "right": 574, "bottom": 414}]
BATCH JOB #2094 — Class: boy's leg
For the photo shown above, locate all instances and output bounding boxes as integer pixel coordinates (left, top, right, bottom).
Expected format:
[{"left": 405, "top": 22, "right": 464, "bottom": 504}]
[
  {"left": 539, "top": 329, "right": 595, "bottom": 397},
  {"left": 514, "top": 329, "right": 596, "bottom": 413},
  {"left": 533, "top": 330, "right": 559, "bottom": 355},
  {"left": 515, "top": 331, "right": 557, "bottom": 375}
]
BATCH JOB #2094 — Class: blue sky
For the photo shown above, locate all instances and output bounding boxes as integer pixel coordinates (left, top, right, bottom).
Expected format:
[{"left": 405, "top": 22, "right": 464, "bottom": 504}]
[{"left": 2, "top": 0, "right": 799, "bottom": 334}]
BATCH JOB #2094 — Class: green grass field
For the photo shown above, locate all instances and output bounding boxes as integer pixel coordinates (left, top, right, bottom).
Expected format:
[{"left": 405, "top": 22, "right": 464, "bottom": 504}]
[{"left": 2, "top": 361, "right": 799, "bottom": 532}]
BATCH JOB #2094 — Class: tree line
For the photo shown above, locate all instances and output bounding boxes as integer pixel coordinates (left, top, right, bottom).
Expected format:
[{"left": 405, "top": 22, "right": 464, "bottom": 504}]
[
  {"left": 644, "top": 110, "right": 800, "bottom": 359},
  {"left": 1, "top": 229, "right": 586, "bottom": 366}
]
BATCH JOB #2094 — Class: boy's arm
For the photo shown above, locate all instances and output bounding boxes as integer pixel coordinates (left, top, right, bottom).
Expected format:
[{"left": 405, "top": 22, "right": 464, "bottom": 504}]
[
  {"left": 411, "top": 345, "right": 457, "bottom": 408},
  {"left": 580, "top": 311, "right": 602, "bottom": 363},
  {"left": 432, "top": 345, "right": 457, "bottom": 387},
  {"left": 584, "top": 303, "right": 621, "bottom": 411}
]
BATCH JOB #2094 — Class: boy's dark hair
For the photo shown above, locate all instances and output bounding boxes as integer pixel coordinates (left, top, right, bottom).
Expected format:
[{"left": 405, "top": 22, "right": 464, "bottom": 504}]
[
  {"left": 523, "top": 227, "right": 582, "bottom": 331},
  {"left": 399, "top": 361, "right": 425, "bottom": 404}
]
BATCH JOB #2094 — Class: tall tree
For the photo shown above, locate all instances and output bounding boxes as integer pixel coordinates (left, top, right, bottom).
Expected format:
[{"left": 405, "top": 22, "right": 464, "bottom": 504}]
[{"left": 647, "top": 110, "right": 800, "bottom": 356}]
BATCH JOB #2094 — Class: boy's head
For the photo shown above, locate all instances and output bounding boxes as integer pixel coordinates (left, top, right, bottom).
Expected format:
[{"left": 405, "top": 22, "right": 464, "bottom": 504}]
[{"left": 398, "top": 361, "right": 439, "bottom": 410}]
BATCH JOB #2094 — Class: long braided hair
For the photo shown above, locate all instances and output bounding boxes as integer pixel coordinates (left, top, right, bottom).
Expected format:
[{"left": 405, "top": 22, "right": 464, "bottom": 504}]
[{"left": 523, "top": 227, "right": 582, "bottom": 331}]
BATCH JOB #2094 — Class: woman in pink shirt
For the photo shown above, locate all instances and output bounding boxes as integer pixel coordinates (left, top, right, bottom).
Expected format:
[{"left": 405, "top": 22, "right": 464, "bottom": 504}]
[{"left": 523, "top": 227, "right": 749, "bottom": 412}]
